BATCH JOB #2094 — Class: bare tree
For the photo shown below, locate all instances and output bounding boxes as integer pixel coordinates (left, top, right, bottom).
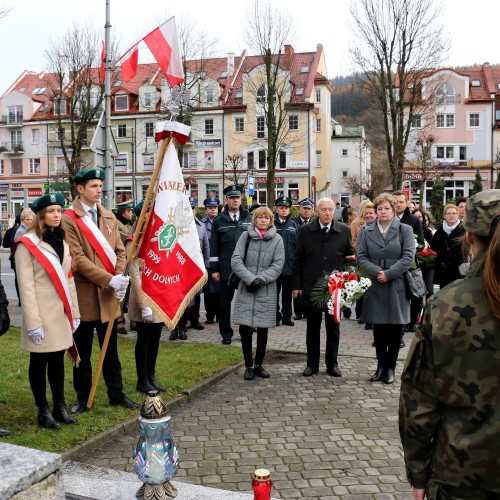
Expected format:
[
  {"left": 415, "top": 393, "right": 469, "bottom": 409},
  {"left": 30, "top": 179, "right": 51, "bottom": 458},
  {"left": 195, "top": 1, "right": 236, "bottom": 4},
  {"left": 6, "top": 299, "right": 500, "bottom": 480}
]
[
  {"left": 349, "top": 0, "right": 448, "bottom": 190},
  {"left": 44, "top": 23, "right": 116, "bottom": 198},
  {"left": 344, "top": 161, "right": 391, "bottom": 201},
  {"left": 223, "top": 154, "right": 247, "bottom": 187},
  {"left": 244, "top": 0, "right": 296, "bottom": 208},
  {"left": 0, "top": 3, "right": 12, "bottom": 18}
]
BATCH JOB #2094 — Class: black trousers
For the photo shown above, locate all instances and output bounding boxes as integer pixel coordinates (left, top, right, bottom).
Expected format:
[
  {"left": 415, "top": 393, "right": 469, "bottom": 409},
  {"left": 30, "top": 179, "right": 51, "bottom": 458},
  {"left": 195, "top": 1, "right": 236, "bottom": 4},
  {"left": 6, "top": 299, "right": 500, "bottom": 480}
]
[
  {"left": 135, "top": 322, "right": 162, "bottom": 380},
  {"left": 73, "top": 320, "right": 123, "bottom": 402},
  {"left": 373, "top": 324, "right": 402, "bottom": 370},
  {"left": 306, "top": 308, "right": 340, "bottom": 370},
  {"left": 186, "top": 295, "right": 201, "bottom": 324},
  {"left": 29, "top": 350, "right": 66, "bottom": 408},
  {"left": 410, "top": 297, "right": 424, "bottom": 324},
  {"left": 204, "top": 292, "right": 219, "bottom": 322},
  {"left": 218, "top": 280, "right": 235, "bottom": 340},
  {"left": 276, "top": 275, "right": 293, "bottom": 321},
  {"left": 239, "top": 325, "right": 268, "bottom": 368}
]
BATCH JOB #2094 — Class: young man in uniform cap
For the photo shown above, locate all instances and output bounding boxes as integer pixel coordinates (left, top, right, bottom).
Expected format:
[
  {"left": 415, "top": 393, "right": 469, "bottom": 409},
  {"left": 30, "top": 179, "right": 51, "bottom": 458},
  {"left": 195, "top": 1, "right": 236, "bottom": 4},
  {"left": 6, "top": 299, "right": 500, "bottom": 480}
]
[
  {"left": 209, "top": 185, "right": 251, "bottom": 344},
  {"left": 61, "top": 168, "right": 139, "bottom": 413},
  {"left": 201, "top": 196, "right": 220, "bottom": 324},
  {"left": 274, "top": 196, "right": 299, "bottom": 326},
  {"left": 114, "top": 199, "right": 135, "bottom": 335},
  {"left": 294, "top": 198, "right": 315, "bottom": 226}
]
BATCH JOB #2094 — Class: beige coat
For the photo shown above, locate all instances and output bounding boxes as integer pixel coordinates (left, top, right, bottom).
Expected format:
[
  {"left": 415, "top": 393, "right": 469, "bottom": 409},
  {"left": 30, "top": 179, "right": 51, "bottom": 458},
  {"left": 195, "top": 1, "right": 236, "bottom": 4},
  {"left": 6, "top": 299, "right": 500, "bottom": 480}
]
[
  {"left": 17, "top": 238, "right": 80, "bottom": 353},
  {"left": 61, "top": 198, "right": 126, "bottom": 323}
]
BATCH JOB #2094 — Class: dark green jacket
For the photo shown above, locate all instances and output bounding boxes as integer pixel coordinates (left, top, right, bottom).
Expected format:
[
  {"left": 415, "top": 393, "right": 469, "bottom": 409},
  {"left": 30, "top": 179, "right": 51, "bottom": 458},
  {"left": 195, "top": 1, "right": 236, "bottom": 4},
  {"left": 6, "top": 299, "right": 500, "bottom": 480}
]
[{"left": 399, "top": 253, "right": 500, "bottom": 499}]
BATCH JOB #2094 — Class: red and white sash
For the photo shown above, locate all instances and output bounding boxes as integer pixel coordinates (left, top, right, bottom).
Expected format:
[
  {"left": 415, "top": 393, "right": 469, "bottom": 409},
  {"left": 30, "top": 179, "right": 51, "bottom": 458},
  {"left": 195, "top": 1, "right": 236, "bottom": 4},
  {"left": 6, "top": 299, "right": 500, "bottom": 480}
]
[
  {"left": 19, "top": 233, "right": 75, "bottom": 329},
  {"left": 65, "top": 207, "right": 117, "bottom": 274}
]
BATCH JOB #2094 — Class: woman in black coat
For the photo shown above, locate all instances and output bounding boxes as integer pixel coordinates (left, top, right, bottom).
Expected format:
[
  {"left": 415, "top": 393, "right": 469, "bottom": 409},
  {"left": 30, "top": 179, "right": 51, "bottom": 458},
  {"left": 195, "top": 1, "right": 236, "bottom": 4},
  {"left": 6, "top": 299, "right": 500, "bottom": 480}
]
[{"left": 431, "top": 204, "right": 466, "bottom": 289}]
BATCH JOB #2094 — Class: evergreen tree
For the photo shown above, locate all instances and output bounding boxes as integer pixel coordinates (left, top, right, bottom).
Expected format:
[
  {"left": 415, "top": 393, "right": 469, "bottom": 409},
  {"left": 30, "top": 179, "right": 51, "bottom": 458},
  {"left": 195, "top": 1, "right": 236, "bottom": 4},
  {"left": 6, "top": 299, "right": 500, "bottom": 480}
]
[
  {"left": 470, "top": 167, "right": 483, "bottom": 195},
  {"left": 430, "top": 176, "right": 445, "bottom": 225}
]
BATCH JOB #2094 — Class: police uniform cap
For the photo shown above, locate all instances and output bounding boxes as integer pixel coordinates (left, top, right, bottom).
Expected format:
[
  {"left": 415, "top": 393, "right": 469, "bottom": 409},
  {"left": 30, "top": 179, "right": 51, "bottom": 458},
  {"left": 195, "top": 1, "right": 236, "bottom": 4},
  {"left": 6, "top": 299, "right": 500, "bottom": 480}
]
[
  {"left": 133, "top": 199, "right": 145, "bottom": 217},
  {"left": 223, "top": 185, "right": 243, "bottom": 197},
  {"left": 298, "top": 198, "right": 314, "bottom": 208},
  {"left": 203, "top": 197, "right": 219, "bottom": 207},
  {"left": 275, "top": 196, "right": 292, "bottom": 208},
  {"left": 190, "top": 198, "right": 197, "bottom": 207},
  {"left": 463, "top": 189, "right": 500, "bottom": 237},
  {"left": 31, "top": 192, "right": 66, "bottom": 213},
  {"left": 73, "top": 168, "right": 106, "bottom": 185},
  {"left": 115, "top": 200, "right": 135, "bottom": 211},
  {"left": 249, "top": 202, "right": 263, "bottom": 213}
]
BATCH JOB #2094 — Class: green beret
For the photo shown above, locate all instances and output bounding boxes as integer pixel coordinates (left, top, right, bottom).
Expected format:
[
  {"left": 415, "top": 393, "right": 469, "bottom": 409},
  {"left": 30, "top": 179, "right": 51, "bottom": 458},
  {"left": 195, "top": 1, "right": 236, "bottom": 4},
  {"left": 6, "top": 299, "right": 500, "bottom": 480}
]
[
  {"left": 463, "top": 189, "right": 500, "bottom": 236},
  {"left": 31, "top": 192, "right": 65, "bottom": 213},
  {"left": 275, "top": 196, "right": 292, "bottom": 208},
  {"left": 223, "top": 185, "right": 243, "bottom": 197},
  {"left": 116, "top": 200, "right": 135, "bottom": 211},
  {"left": 73, "top": 168, "right": 106, "bottom": 185},
  {"left": 133, "top": 199, "right": 145, "bottom": 216}
]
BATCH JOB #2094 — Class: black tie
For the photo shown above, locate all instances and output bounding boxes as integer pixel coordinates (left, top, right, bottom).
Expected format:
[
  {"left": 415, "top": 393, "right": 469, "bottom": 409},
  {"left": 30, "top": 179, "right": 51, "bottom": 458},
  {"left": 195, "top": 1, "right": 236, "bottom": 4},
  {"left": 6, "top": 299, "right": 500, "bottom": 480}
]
[{"left": 233, "top": 214, "right": 237, "bottom": 223}]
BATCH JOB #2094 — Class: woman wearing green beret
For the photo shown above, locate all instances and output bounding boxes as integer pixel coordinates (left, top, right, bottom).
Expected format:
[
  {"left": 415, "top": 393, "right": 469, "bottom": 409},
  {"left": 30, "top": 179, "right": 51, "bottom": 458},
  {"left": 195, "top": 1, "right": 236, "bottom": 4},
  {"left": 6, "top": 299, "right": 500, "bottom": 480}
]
[{"left": 16, "top": 193, "right": 81, "bottom": 429}]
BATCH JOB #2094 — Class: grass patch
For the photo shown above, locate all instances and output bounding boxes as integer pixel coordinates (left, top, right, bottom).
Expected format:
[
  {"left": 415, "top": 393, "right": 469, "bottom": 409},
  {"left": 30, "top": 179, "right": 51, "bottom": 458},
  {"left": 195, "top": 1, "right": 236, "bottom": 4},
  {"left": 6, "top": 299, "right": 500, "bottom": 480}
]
[{"left": 0, "top": 327, "right": 241, "bottom": 453}]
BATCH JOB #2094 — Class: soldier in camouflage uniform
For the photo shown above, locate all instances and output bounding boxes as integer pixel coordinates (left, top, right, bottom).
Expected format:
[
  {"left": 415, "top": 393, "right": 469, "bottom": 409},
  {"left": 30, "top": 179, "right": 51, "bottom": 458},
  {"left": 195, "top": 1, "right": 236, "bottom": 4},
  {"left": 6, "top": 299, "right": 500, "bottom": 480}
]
[{"left": 399, "top": 189, "right": 500, "bottom": 500}]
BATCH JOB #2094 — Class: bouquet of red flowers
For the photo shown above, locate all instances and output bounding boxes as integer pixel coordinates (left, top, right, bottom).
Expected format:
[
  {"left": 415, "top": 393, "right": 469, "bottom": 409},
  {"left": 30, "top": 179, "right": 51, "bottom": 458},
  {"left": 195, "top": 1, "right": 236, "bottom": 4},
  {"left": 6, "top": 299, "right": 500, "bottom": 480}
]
[{"left": 416, "top": 247, "right": 437, "bottom": 265}]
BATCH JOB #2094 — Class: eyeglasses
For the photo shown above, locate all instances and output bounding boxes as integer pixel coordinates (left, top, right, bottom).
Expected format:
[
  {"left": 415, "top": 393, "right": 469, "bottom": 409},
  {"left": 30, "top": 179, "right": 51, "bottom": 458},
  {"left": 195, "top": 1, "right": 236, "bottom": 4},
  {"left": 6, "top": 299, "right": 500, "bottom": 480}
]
[{"left": 256, "top": 216, "right": 271, "bottom": 219}]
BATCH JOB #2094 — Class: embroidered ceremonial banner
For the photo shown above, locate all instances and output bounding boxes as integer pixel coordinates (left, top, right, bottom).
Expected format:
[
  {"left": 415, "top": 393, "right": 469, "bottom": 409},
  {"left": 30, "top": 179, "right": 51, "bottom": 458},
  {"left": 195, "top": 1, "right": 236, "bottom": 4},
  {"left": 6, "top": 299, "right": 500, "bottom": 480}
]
[{"left": 137, "top": 140, "right": 207, "bottom": 329}]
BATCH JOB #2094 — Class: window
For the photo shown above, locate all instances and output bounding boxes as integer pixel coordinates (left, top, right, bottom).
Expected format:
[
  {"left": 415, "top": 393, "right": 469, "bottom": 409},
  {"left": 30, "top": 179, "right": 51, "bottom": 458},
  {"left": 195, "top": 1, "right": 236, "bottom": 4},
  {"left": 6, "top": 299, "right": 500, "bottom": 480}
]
[
  {"left": 145, "top": 122, "right": 154, "bottom": 137},
  {"left": 10, "top": 130, "right": 22, "bottom": 149},
  {"left": 247, "top": 152, "right": 254, "bottom": 170},
  {"left": 316, "top": 150, "right": 322, "bottom": 167},
  {"left": 435, "top": 83, "right": 455, "bottom": 104},
  {"left": 0, "top": 160, "right": 4, "bottom": 175},
  {"left": 54, "top": 98, "right": 66, "bottom": 115},
  {"left": 315, "top": 89, "right": 321, "bottom": 103},
  {"left": 459, "top": 146, "right": 467, "bottom": 166},
  {"left": 235, "top": 117, "right": 244, "bottom": 132},
  {"left": 257, "top": 84, "right": 266, "bottom": 103},
  {"left": 90, "top": 91, "right": 101, "bottom": 110},
  {"left": 117, "top": 124, "right": 127, "bottom": 138},
  {"left": 57, "top": 127, "right": 65, "bottom": 141},
  {"left": 300, "top": 65, "right": 309, "bottom": 73},
  {"left": 342, "top": 148, "right": 348, "bottom": 157},
  {"left": 144, "top": 92, "right": 152, "bottom": 108},
  {"left": 288, "top": 115, "right": 298, "bottom": 130},
  {"left": 315, "top": 118, "right": 321, "bottom": 132},
  {"left": 411, "top": 114, "right": 422, "bottom": 128},
  {"left": 206, "top": 88, "right": 214, "bottom": 104},
  {"left": 115, "top": 94, "right": 128, "bottom": 111},
  {"left": 342, "top": 170, "right": 348, "bottom": 178},
  {"left": 11, "top": 158, "right": 22, "bottom": 175},
  {"left": 437, "top": 146, "right": 454, "bottom": 161},
  {"left": 257, "top": 116, "right": 265, "bottom": 138},
  {"left": 7, "top": 105, "right": 23, "bottom": 124},
  {"left": 183, "top": 151, "right": 197, "bottom": 168},
  {"left": 32, "top": 128, "right": 40, "bottom": 144},
  {"left": 471, "top": 80, "right": 481, "bottom": 87},
  {"left": 204, "top": 151, "right": 214, "bottom": 169},
  {"left": 258, "top": 150, "right": 266, "bottom": 170},
  {"left": 288, "top": 183, "right": 299, "bottom": 203},
  {"left": 279, "top": 151, "right": 286, "bottom": 169},
  {"left": 29, "top": 158, "right": 40, "bottom": 174},
  {"left": 295, "top": 87, "right": 304, "bottom": 96},
  {"left": 206, "top": 184, "right": 219, "bottom": 199},
  {"left": 436, "top": 114, "right": 455, "bottom": 128},
  {"left": 469, "top": 113, "right": 480, "bottom": 127},
  {"left": 204, "top": 119, "right": 213, "bottom": 135},
  {"left": 32, "top": 87, "right": 46, "bottom": 95}
]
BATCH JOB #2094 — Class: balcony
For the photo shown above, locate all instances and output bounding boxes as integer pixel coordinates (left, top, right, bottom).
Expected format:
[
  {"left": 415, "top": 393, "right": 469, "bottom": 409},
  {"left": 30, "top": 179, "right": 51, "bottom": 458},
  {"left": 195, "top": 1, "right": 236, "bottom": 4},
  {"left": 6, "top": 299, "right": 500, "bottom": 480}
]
[
  {"left": 0, "top": 115, "right": 23, "bottom": 126},
  {"left": 0, "top": 141, "right": 24, "bottom": 154}
]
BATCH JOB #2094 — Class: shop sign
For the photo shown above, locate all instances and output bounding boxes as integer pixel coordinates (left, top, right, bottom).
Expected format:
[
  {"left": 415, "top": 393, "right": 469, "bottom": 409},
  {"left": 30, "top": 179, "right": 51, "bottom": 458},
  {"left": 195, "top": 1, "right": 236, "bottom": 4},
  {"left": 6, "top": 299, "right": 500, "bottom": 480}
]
[
  {"left": 12, "top": 190, "right": 24, "bottom": 197},
  {"left": 28, "top": 189, "right": 43, "bottom": 196},
  {"left": 194, "top": 139, "right": 221, "bottom": 148}
]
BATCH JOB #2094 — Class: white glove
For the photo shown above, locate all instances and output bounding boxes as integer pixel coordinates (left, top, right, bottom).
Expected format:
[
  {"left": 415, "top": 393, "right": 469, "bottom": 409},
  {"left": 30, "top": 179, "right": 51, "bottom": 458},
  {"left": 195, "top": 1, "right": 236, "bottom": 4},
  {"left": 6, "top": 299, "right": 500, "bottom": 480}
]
[
  {"left": 28, "top": 327, "right": 44, "bottom": 345},
  {"left": 141, "top": 307, "right": 153, "bottom": 323},
  {"left": 114, "top": 287, "right": 127, "bottom": 302},
  {"left": 109, "top": 275, "right": 130, "bottom": 292},
  {"left": 73, "top": 318, "right": 81, "bottom": 331}
]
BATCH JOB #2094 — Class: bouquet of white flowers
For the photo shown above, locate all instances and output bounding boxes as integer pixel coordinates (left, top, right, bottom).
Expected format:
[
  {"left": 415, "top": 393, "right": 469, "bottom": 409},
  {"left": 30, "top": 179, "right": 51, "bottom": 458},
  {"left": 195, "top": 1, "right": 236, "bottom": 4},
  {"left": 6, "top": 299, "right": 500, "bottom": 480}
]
[{"left": 310, "top": 267, "right": 372, "bottom": 323}]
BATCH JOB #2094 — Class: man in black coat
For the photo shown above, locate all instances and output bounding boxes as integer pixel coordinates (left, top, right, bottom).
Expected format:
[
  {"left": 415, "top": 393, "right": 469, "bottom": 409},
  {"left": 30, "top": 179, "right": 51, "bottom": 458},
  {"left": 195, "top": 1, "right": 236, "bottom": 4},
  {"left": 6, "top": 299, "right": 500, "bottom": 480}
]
[
  {"left": 209, "top": 185, "right": 251, "bottom": 344},
  {"left": 293, "top": 198, "right": 354, "bottom": 377},
  {"left": 274, "top": 196, "right": 299, "bottom": 326},
  {"left": 393, "top": 191, "right": 425, "bottom": 337},
  {"left": 0, "top": 279, "right": 11, "bottom": 436}
]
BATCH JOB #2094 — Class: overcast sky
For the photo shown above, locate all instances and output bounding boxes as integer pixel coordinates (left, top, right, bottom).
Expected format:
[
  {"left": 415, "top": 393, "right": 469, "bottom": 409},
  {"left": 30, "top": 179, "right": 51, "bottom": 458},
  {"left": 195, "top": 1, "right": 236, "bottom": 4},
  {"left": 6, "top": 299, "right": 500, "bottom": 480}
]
[{"left": 1, "top": 0, "right": 498, "bottom": 96}]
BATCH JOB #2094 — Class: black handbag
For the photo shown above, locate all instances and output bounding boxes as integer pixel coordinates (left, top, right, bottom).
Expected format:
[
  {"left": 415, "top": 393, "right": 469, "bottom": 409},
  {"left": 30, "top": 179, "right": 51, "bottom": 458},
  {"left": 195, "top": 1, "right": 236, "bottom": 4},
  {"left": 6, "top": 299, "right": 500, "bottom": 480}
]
[
  {"left": 404, "top": 267, "right": 426, "bottom": 299},
  {"left": 228, "top": 235, "right": 251, "bottom": 290}
]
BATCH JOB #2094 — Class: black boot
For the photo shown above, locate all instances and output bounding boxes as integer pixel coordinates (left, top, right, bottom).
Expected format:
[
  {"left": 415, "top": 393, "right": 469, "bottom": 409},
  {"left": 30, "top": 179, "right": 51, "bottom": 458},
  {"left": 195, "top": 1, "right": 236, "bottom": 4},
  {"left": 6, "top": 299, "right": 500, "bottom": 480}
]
[
  {"left": 136, "top": 379, "right": 156, "bottom": 394},
  {"left": 149, "top": 376, "right": 165, "bottom": 392},
  {"left": 370, "top": 368, "right": 384, "bottom": 383},
  {"left": 38, "top": 407, "right": 60, "bottom": 430},
  {"left": 136, "top": 341, "right": 156, "bottom": 394},
  {"left": 52, "top": 404, "right": 79, "bottom": 425},
  {"left": 169, "top": 327, "right": 179, "bottom": 341}
]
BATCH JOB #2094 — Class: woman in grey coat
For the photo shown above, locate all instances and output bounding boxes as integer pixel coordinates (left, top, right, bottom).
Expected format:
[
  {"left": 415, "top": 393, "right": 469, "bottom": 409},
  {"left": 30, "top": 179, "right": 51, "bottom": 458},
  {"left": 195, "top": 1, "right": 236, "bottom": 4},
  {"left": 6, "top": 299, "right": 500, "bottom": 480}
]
[
  {"left": 357, "top": 193, "right": 415, "bottom": 384},
  {"left": 231, "top": 206, "right": 285, "bottom": 380}
]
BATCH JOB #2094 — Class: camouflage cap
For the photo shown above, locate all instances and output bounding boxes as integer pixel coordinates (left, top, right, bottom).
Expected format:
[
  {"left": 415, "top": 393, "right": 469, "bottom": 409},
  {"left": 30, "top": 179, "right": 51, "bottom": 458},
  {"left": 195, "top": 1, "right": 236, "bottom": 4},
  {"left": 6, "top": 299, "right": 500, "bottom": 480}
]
[{"left": 463, "top": 189, "right": 500, "bottom": 236}]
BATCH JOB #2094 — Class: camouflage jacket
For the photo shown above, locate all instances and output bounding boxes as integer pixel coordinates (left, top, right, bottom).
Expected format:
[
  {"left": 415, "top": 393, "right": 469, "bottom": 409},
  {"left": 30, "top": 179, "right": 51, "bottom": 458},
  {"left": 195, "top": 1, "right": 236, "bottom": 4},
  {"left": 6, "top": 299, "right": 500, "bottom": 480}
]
[{"left": 399, "top": 251, "right": 500, "bottom": 499}]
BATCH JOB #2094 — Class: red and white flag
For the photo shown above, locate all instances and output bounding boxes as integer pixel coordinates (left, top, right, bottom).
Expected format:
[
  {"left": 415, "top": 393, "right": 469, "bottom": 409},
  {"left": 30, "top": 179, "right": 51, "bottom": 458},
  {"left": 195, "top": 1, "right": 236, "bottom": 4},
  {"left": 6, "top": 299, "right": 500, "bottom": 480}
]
[
  {"left": 100, "top": 40, "right": 106, "bottom": 81},
  {"left": 137, "top": 138, "right": 207, "bottom": 329},
  {"left": 119, "top": 17, "right": 183, "bottom": 86},
  {"left": 154, "top": 121, "right": 190, "bottom": 145},
  {"left": 121, "top": 44, "right": 139, "bottom": 82}
]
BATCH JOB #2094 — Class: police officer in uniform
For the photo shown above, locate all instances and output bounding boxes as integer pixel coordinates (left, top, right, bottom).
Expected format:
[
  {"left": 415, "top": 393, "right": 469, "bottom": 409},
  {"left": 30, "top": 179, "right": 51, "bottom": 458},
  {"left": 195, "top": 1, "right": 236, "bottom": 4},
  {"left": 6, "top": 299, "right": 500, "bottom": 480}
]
[
  {"left": 293, "top": 198, "right": 315, "bottom": 226},
  {"left": 61, "top": 168, "right": 139, "bottom": 413},
  {"left": 209, "top": 185, "right": 251, "bottom": 344},
  {"left": 399, "top": 189, "right": 500, "bottom": 500},
  {"left": 201, "top": 196, "right": 220, "bottom": 324},
  {"left": 274, "top": 196, "right": 299, "bottom": 326}
]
